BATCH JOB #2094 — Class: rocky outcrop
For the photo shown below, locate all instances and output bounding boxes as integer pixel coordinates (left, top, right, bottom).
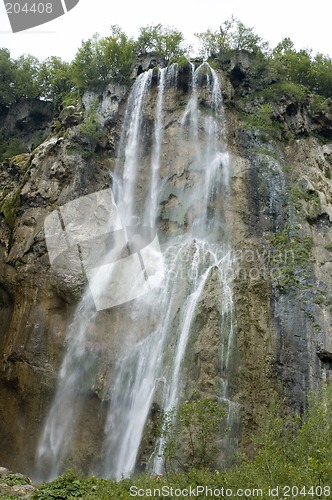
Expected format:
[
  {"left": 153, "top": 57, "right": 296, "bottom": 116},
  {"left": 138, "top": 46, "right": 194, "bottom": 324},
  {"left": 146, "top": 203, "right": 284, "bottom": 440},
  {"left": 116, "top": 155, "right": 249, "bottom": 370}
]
[
  {"left": 0, "top": 98, "right": 54, "bottom": 151},
  {"left": 0, "top": 468, "right": 36, "bottom": 498}
]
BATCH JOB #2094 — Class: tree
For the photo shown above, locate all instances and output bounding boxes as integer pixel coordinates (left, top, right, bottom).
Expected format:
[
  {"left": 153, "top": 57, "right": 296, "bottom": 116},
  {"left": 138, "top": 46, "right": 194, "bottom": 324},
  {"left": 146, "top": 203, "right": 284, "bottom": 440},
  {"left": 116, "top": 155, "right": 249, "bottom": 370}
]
[
  {"left": 194, "top": 28, "right": 229, "bottom": 59},
  {"left": 14, "top": 54, "right": 41, "bottom": 100},
  {"left": 136, "top": 24, "right": 189, "bottom": 65},
  {"left": 195, "top": 17, "right": 268, "bottom": 59},
  {"left": 72, "top": 33, "right": 111, "bottom": 92},
  {"left": 72, "top": 27, "right": 135, "bottom": 92},
  {"left": 310, "top": 53, "right": 332, "bottom": 98},
  {"left": 102, "top": 25, "right": 135, "bottom": 84},
  {"left": 0, "top": 48, "right": 17, "bottom": 111},
  {"left": 0, "top": 50, "right": 43, "bottom": 113},
  {"left": 38, "top": 56, "right": 74, "bottom": 104},
  {"left": 161, "top": 397, "right": 227, "bottom": 473}
]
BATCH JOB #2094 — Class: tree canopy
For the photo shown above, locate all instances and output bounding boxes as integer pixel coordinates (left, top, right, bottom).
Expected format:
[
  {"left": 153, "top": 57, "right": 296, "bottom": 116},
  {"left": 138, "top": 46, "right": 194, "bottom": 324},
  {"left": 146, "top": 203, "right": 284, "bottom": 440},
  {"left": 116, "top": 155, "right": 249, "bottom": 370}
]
[{"left": 0, "top": 19, "right": 332, "bottom": 114}]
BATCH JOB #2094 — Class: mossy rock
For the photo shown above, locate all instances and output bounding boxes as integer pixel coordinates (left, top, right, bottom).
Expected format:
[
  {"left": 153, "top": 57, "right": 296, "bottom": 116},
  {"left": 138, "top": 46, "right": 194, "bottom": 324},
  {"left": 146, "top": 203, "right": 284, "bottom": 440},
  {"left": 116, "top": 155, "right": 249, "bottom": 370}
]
[
  {"left": 0, "top": 189, "right": 20, "bottom": 229},
  {"left": 9, "top": 153, "right": 31, "bottom": 172}
]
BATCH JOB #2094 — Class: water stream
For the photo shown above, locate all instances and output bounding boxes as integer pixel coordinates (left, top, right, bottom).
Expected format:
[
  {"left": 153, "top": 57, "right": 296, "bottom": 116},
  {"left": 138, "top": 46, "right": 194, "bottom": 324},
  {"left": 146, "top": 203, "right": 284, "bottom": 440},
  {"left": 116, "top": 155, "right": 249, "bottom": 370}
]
[{"left": 36, "top": 62, "right": 236, "bottom": 481}]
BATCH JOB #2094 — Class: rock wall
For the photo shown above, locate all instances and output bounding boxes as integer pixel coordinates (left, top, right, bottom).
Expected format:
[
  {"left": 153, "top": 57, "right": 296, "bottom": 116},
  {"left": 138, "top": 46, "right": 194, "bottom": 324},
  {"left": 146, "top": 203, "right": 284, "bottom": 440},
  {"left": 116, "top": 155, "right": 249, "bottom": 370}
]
[{"left": 0, "top": 60, "right": 332, "bottom": 475}]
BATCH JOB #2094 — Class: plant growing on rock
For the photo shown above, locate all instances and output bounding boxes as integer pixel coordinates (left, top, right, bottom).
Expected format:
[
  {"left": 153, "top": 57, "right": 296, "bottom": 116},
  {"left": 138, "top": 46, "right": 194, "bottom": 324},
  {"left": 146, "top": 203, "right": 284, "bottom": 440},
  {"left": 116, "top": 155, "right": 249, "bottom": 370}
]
[
  {"left": 160, "top": 396, "right": 227, "bottom": 473},
  {"left": 135, "top": 24, "right": 190, "bottom": 65}
]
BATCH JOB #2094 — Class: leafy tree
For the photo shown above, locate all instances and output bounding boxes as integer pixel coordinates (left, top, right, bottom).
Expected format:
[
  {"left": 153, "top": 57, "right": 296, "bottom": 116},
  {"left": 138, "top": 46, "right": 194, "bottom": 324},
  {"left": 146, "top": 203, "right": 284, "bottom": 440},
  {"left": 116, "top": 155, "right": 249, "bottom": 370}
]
[
  {"left": 71, "top": 33, "right": 111, "bottom": 92},
  {"left": 0, "top": 48, "right": 17, "bottom": 111},
  {"left": 0, "top": 50, "right": 42, "bottom": 112},
  {"left": 38, "top": 56, "right": 74, "bottom": 104},
  {"left": 195, "top": 17, "right": 268, "bottom": 59},
  {"left": 223, "top": 384, "right": 332, "bottom": 491},
  {"left": 102, "top": 25, "right": 135, "bottom": 84},
  {"left": 72, "top": 27, "right": 135, "bottom": 92},
  {"left": 194, "top": 28, "right": 228, "bottom": 59},
  {"left": 310, "top": 53, "right": 332, "bottom": 98},
  {"left": 229, "top": 19, "right": 268, "bottom": 53},
  {"left": 136, "top": 24, "right": 189, "bottom": 65},
  {"left": 14, "top": 54, "right": 41, "bottom": 100},
  {"left": 161, "top": 397, "right": 227, "bottom": 473}
]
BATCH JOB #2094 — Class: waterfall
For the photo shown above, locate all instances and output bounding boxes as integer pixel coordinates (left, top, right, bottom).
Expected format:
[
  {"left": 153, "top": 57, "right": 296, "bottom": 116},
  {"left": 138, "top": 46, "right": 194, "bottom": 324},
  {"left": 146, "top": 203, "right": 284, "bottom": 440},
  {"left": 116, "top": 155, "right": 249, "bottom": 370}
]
[
  {"left": 36, "top": 295, "right": 98, "bottom": 480},
  {"left": 115, "top": 69, "right": 153, "bottom": 225},
  {"left": 144, "top": 67, "right": 167, "bottom": 228},
  {"left": 36, "top": 62, "right": 236, "bottom": 480}
]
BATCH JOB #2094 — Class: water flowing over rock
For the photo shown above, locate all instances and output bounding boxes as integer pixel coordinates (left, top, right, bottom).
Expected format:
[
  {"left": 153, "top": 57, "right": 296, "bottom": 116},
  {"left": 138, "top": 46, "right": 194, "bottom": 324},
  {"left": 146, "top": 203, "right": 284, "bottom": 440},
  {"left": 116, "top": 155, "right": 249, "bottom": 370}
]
[
  {"left": 34, "top": 62, "right": 236, "bottom": 480},
  {"left": 0, "top": 57, "right": 332, "bottom": 479}
]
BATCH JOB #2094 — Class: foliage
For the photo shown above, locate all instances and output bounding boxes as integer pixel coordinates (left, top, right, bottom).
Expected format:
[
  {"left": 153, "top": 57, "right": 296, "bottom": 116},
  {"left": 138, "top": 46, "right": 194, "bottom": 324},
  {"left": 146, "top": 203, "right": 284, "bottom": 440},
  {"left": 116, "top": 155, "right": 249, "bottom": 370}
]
[
  {"left": 242, "top": 102, "right": 278, "bottom": 138},
  {"left": 30, "top": 385, "right": 332, "bottom": 499},
  {"left": 261, "top": 81, "right": 307, "bottom": 103},
  {"left": 269, "top": 222, "right": 313, "bottom": 291},
  {"left": 3, "top": 473, "right": 31, "bottom": 486},
  {"left": 0, "top": 49, "right": 41, "bottom": 112},
  {"left": 0, "top": 48, "right": 18, "bottom": 112},
  {"left": 195, "top": 17, "right": 268, "bottom": 59},
  {"left": 0, "top": 136, "right": 27, "bottom": 160},
  {"left": 14, "top": 54, "right": 41, "bottom": 100},
  {"left": 38, "top": 56, "right": 74, "bottom": 105},
  {"left": 78, "top": 97, "right": 102, "bottom": 156},
  {"left": 136, "top": 24, "right": 190, "bottom": 65},
  {"left": 0, "top": 189, "right": 21, "bottom": 228},
  {"left": 270, "top": 39, "right": 332, "bottom": 98},
  {"left": 71, "top": 26, "right": 135, "bottom": 91},
  {"left": 161, "top": 397, "right": 227, "bottom": 473},
  {"left": 1, "top": 18, "right": 332, "bottom": 113},
  {"left": 32, "top": 470, "right": 100, "bottom": 499},
  {"left": 103, "top": 25, "right": 135, "bottom": 84}
]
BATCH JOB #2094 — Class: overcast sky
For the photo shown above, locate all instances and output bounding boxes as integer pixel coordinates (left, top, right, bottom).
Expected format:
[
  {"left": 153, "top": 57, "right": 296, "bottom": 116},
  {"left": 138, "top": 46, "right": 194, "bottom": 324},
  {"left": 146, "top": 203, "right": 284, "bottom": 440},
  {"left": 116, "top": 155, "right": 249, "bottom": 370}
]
[{"left": 1, "top": 0, "right": 332, "bottom": 61}]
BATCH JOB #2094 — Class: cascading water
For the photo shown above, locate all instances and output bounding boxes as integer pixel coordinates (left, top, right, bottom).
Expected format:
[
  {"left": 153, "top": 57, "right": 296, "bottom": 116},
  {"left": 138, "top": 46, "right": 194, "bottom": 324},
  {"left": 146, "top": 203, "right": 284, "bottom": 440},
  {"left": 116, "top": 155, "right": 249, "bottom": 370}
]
[{"left": 36, "top": 61, "right": 236, "bottom": 481}]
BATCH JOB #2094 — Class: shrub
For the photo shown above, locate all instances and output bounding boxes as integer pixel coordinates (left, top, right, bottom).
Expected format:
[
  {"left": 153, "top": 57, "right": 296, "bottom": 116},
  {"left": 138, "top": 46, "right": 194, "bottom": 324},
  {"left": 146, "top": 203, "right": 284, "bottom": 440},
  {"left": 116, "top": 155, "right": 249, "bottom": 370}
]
[{"left": 161, "top": 397, "right": 227, "bottom": 473}]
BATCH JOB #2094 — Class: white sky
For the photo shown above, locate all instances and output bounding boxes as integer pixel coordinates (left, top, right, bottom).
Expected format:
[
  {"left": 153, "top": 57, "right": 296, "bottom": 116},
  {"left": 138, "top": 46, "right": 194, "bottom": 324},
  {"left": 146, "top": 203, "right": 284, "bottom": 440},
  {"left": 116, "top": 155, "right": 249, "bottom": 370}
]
[{"left": 0, "top": 0, "right": 332, "bottom": 61}]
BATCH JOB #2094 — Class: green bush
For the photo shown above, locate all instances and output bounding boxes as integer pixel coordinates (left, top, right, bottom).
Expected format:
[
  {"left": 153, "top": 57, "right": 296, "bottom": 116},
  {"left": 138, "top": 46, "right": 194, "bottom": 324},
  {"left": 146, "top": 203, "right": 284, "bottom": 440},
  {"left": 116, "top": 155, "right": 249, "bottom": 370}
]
[
  {"left": 31, "top": 386, "right": 332, "bottom": 499},
  {"left": 161, "top": 397, "right": 227, "bottom": 473},
  {"left": 0, "top": 136, "right": 27, "bottom": 160},
  {"left": 3, "top": 474, "right": 30, "bottom": 486}
]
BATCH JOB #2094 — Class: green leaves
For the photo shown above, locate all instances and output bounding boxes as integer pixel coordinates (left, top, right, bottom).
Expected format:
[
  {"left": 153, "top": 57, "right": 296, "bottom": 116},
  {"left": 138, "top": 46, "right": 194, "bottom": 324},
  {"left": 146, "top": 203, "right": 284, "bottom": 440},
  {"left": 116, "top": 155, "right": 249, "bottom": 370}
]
[
  {"left": 0, "top": 49, "right": 41, "bottom": 111},
  {"left": 161, "top": 397, "right": 227, "bottom": 472},
  {"left": 30, "top": 385, "right": 332, "bottom": 498},
  {"left": 195, "top": 17, "right": 268, "bottom": 59},
  {"left": 136, "top": 24, "right": 190, "bottom": 65},
  {"left": 38, "top": 56, "right": 74, "bottom": 103}
]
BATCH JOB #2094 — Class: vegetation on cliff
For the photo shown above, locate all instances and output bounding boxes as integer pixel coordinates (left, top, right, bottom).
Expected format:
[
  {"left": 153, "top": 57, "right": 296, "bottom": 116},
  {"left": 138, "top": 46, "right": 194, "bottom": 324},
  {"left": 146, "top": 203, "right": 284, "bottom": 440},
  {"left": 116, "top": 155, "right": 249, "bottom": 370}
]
[
  {"left": 28, "top": 385, "right": 332, "bottom": 499},
  {"left": 1, "top": 18, "right": 332, "bottom": 113}
]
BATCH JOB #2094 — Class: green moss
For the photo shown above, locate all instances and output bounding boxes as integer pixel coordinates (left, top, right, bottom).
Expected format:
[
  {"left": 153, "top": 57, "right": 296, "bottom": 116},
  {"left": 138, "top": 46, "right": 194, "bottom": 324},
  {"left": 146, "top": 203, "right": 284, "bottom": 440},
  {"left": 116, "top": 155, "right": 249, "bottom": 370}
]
[
  {"left": 269, "top": 223, "right": 313, "bottom": 292},
  {"left": 8, "top": 153, "right": 31, "bottom": 173},
  {"left": 254, "top": 148, "right": 281, "bottom": 161},
  {"left": 310, "top": 95, "right": 332, "bottom": 115},
  {"left": 0, "top": 189, "right": 20, "bottom": 228},
  {"left": 79, "top": 97, "right": 102, "bottom": 156}
]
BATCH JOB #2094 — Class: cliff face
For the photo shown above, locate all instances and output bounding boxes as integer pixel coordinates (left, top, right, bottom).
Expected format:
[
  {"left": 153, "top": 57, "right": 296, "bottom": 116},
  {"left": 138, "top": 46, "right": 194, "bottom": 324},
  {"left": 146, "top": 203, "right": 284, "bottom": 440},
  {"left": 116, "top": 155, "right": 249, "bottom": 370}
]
[{"left": 0, "top": 58, "right": 332, "bottom": 476}]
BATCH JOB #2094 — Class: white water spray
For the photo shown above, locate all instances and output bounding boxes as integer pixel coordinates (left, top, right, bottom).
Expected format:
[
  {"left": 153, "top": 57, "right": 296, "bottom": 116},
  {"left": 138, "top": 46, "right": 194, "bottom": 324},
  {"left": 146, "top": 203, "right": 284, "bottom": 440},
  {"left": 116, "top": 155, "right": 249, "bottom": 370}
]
[{"left": 36, "top": 62, "right": 236, "bottom": 480}]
